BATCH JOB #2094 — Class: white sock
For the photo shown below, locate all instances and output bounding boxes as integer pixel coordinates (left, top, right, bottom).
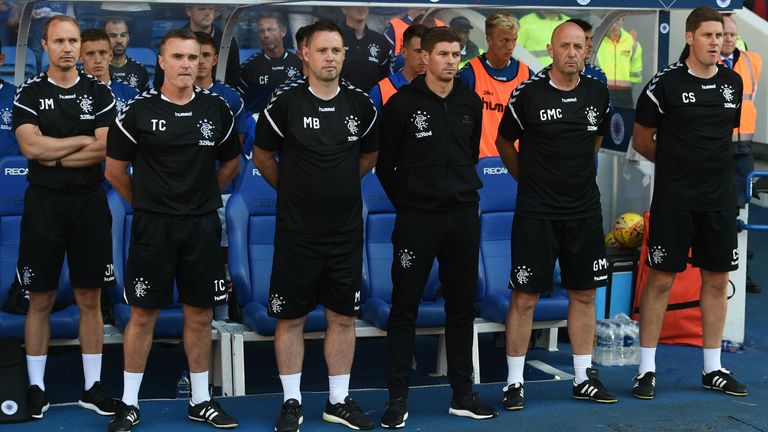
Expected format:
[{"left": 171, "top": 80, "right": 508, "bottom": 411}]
[
  {"left": 190, "top": 371, "right": 211, "bottom": 405},
  {"left": 573, "top": 354, "right": 592, "bottom": 384},
  {"left": 82, "top": 353, "right": 102, "bottom": 390},
  {"left": 122, "top": 371, "right": 144, "bottom": 408},
  {"left": 280, "top": 372, "right": 302, "bottom": 403},
  {"left": 638, "top": 347, "right": 657, "bottom": 375},
  {"left": 328, "top": 374, "right": 350, "bottom": 405},
  {"left": 505, "top": 355, "right": 526, "bottom": 387},
  {"left": 26, "top": 355, "right": 47, "bottom": 391},
  {"left": 703, "top": 348, "right": 722, "bottom": 374}
]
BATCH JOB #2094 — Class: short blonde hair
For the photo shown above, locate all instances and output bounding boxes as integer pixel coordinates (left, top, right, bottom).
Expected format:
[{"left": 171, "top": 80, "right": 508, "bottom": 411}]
[{"left": 485, "top": 12, "right": 519, "bottom": 35}]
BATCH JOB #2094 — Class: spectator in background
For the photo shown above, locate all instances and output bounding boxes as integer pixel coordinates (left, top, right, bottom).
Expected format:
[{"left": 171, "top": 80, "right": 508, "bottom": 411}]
[
  {"left": 100, "top": 2, "right": 153, "bottom": 48},
  {"left": 369, "top": 23, "right": 428, "bottom": 113},
  {"left": 596, "top": 16, "right": 642, "bottom": 108},
  {"left": 340, "top": 6, "right": 391, "bottom": 91},
  {"left": 720, "top": 14, "right": 763, "bottom": 293},
  {"left": 458, "top": 12, "right": 533, "bottom": 158},
  {"left": 79, "top": 28, "right": 139, "bottom": 113},
  {"left": 28, "top": 2, "right": 71, "bottom": 72},
  {"left": 104, "top": 19, "right": 150, "bottom": 90},
  {"left": 518, "top": 10, "right": 570, "bottom": 67},
  {"left": 153, "top": 5, "right": 240, "bottom": 89},
  {"left": 385, "top": 8, "right": 444, "bottom": 56},
  {"left": 0, "top": 39, "right": 19, "bottom": 156},
  {"left": 566, "top": 18, "right": 608, "bottom": 85},
  {"left": 450, "top": 16, "right": 482, "bottom": 69},
  {"left": 239, "top": 12, "right": 302, "bottom": 115}
]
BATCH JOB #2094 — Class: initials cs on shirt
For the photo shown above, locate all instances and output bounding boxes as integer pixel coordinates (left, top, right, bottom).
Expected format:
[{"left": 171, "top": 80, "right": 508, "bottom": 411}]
[{"left": 682, "top": 92, "right": 696, "bottom": 103}]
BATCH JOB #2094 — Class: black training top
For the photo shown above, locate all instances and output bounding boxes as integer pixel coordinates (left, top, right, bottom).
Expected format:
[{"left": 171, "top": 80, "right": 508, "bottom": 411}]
[
  {"left": 239, "top": 51, "right": 302, "bottom": 115},
  {"left": 107, "top": 87, "right": 241, "bottom": 215},
  {"left": 110, "top": 56, "right": 150, "bottom": 91},
  {"left": 255, "top": 77, "right": 378, "bottom": 239},
  {"left": 377, "top": 75, "right": 483, "bottom": 212},
  {"left": 635, "top": 61, "right": 742, "bottom": 210},
  {"left": 340, "top": 22, "right": 392, "bottom": 92},
  {"left": 498, "top": 67, "right": 610, "bottom": 219},
  {"left": 13, "top": 71, "right": 116, "bottom": 188}
]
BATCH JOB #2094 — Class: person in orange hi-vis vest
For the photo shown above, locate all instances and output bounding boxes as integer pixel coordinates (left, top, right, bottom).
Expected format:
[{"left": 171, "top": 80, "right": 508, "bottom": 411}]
[
  {"left": 721, "top": 14, "right": 763, "bottom": 293},
  {"left": 369, "top": 24, "right": 429, "bottom": 114},
  {"left": 385, "top": 8, "right": 444, "bottom": 56},
  {"left": 458, "top": 12, "right": 533, "bottom": 158}
]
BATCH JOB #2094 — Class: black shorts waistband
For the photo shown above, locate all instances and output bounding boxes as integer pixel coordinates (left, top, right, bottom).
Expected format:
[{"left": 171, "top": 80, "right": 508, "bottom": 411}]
[
  {"left": 28, "top": 182, "right": 103, "bottom": 194},
  {"left": 134, "top": 209, "right": 217, "bottom": 220}
]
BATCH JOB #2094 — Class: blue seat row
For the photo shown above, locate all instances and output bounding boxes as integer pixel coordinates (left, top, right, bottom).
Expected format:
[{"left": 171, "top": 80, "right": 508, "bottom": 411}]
[
  {"left": 1, "top": 155, "right": 568, "bottom": 341},
  {"left": 227, "top": 157, "right": 569, "bottom": 337}
]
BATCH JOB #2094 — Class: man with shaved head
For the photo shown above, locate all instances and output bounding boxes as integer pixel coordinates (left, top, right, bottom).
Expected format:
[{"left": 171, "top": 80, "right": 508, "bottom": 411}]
[{"left": 496, "top": 21, "right": 615, "bottom": 409}]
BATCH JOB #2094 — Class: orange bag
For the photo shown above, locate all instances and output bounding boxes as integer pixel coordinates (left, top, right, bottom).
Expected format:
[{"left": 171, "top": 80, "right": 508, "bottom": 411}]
[{"left": 632, "top": 211, "right": 703, "bottom": 347}]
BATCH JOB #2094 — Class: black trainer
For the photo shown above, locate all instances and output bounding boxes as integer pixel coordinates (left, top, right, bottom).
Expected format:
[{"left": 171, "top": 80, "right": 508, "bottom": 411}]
[
  {"left": 322, "top": 396, "right": 374, "bottom": 430},
  {"left": 78, "top": 381, "right": 117, "bottom": 415},
  {"left": 380, "top": 397, "right": 408, "bottom": 429},
  {"left": 502, "top": 383, "right": 525, "bottom": 410},
  {"left": 572, "top": 368, "right": 618, "bottom": 403},
  {"left": 108, "top": 401, "right": 140, "bottom": 432},
  {"left": 275, "top": 399, "right": 303, "bottom": 432},
  {"left": 28, "top": 385, "right": 49, "bottom": 419},
  {"left": 448, "top": 393, "right": 498, "bottom": 419},
  {"left": 632, "top": 371, "right": 656, "bottom": 400},
  {"left": 702, "top": 368, "right": 749, "bottom": 396},
  {"left": 188, "top": 399, "right": 239, "bottom": 428}
]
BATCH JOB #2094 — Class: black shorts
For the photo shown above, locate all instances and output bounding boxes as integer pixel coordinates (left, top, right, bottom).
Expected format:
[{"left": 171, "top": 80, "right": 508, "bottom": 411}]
[
  {"left": 124, "top": 211, "right": 226, "bottom": 309},
  {"left": 647, "top": 203, "right": 738, "bottom": 273},
  {"left": 17, "top": 184, "right": 114, "bottom": 292},
  {"left": 510, "top": 213, "right": 607, "bottom": 293},
  {"left": 268, "top": 232, "right": 363, "bottom": 319}
]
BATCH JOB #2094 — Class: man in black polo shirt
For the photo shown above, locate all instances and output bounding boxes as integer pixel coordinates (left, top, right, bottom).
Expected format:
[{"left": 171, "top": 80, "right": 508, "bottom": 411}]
[
  {"left": 631, "top": 7, "right": 748, "bottom": 400},
  {"left": 104, "top": 19, "right": 149, "bottom": 90},
  {"left": 238, "top": 11, "right": 302, "bottom": 114},
  {"left": 252, "top": 20, "right": 378, "bottom": 432},
  {"left": 106, "top": 29, "right": 241, "bottom": 432},
  {"left": 377, "top": 27, "right": 497, "bottom": 428},
  {"left": 153, "top": 5, "right": 240, "bottom": 89},
  {"left": 496, "top": 22, "right": 615, "bottom": 410},
  {"left": 13, "top": 15, "right": 117, "bottom": 420},
  {"left": 339, "top": 6, "right": 391, "bottom": 91}
]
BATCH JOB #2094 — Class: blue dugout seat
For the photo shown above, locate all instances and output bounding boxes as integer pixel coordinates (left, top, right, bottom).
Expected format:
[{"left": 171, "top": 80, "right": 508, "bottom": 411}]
[
  {"left": 476, "top": 157, "right": 569, "bottom": 324},
  {"left": 107, "top": 189, "right": 185, "bottom": 336},
  {"left": 0, "top": 157, "right": 78, "bottom": 338},
  {"left": 226, "top": 165, "right": 328, "bottom": 336},
  {"left": 359, "top": 171, "right": 453, "bottom": 330}
]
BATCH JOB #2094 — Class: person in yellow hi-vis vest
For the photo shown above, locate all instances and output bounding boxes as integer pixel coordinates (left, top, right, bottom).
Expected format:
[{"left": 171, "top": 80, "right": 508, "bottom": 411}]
[
  {"left": 518, "top": 10, "right": 570, "bottom": 67},
  {"left": 596, "top": 17, "right": 642, "bottom": 108},
  {"left": 458, "top": 12, "right": 533, "bottom": 158},
  {"left": 721, "top": 14, "right": 763, "bottom": 293}
]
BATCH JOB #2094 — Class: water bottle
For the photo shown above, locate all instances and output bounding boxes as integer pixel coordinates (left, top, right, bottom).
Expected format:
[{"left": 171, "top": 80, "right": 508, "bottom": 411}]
[{"left": 176, "top": 370, "right": 191, "bottom": 399}]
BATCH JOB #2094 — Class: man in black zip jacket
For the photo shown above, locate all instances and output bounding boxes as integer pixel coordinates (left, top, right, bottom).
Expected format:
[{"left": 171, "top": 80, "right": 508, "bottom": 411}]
[{"left": 377, "top": 27, "right": 497, "bottom": 429}]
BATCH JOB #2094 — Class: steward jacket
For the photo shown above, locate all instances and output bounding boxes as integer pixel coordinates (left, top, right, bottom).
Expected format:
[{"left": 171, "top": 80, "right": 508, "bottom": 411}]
[
  {"left": 377, "top": 75, "right": 483, "bottom": 212},
  {"left": 596, "top": 28, "right": 643, "bottom": 88},
  {"left": 723, "top": 49, "right": 762, "bottom": 148}
]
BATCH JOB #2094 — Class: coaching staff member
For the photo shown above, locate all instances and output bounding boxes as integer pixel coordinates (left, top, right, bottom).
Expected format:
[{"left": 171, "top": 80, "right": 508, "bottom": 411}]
[
  {"left": 496, "top": 22, "right": 616, "bottom": 410},
  {"left": 13, "top": 15, "right": 117, "bottom": 420},
  {"left": 376, "top": 27, "right": 497, "bottom": 429},
  {"left": 105, "top": 29, "right": 240, "bottom": 431},
  {"left": 631, "top": 7, "right": 748, "bottom": 400},
  {"left": 252, "top": 21, "right": 378, "bottom": 432}
]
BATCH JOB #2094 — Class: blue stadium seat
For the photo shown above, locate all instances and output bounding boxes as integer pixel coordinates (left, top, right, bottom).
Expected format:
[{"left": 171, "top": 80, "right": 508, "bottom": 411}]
[
  {"left": 360, "top": 171, "right": 448, "bottom": 330},
  {"left": 107, "top": 189, "right": 185, "bottom": 336},
  {"left": 0, "top": 157, "right": 79, "bottom": 338},
  {"left": 475, "top": 157, "right": 569, "bottom": 324},
  {"left": 0, "top": 47, "right": 37, "bottom": 83},
  {"left": 226, "top": 166, "right": 327, "bottom": 336}
]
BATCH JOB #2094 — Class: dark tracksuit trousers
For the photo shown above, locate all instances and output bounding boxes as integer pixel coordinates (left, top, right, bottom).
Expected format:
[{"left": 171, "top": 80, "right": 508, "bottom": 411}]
[{"left": 387, "top": 205, "right": 480, "bottom": 399}]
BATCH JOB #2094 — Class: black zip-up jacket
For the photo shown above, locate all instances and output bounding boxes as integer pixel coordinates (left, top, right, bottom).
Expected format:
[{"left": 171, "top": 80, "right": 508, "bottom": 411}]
[{"left": 377, "top": 75, "right": 483, "bottom": 212}]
